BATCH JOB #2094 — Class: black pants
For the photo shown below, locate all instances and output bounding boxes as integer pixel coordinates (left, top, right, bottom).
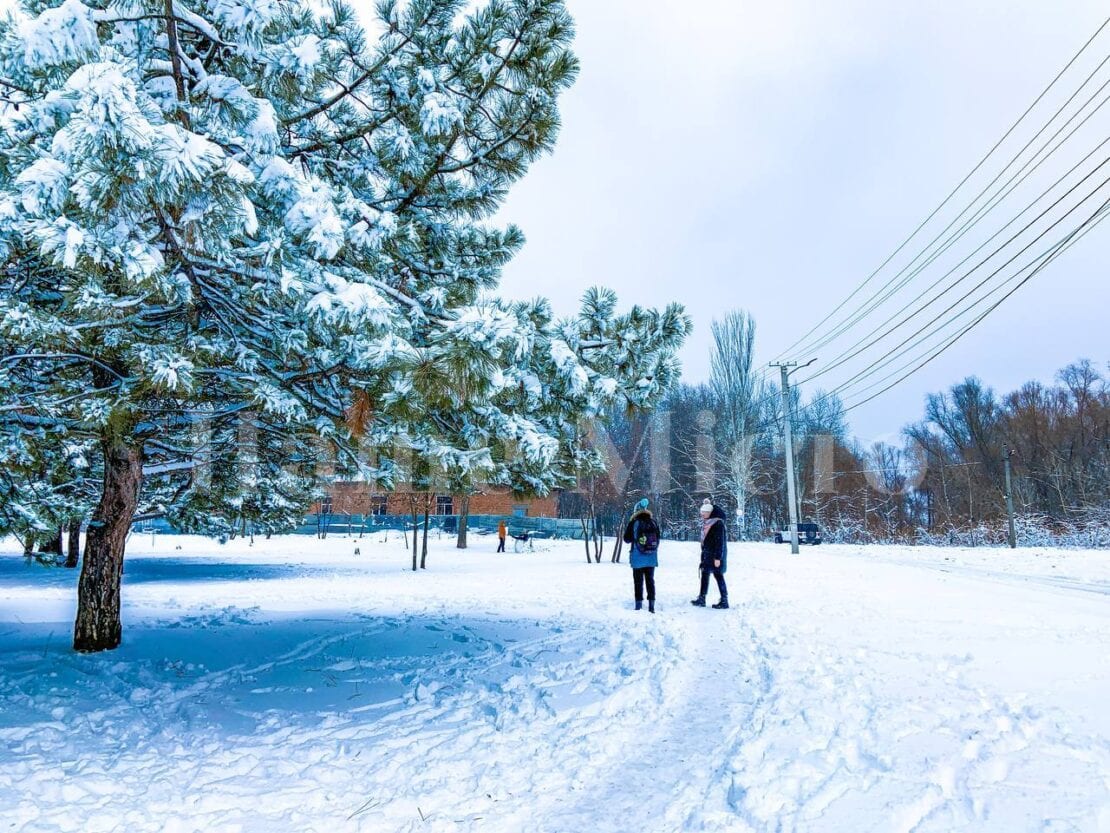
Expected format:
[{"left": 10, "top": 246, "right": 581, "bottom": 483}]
[
  {"left": 633, "top": 567, "right": 656, "bottom": 602},
  {"left": 699, "top": 566, "right": 727, "bottom": 600},
  {"left": 497, "top": 538, "right": 506, "bottom": 552}
]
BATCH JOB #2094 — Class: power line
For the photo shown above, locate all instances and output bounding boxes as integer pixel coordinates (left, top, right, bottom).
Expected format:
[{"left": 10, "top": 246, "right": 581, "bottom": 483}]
[
  {"left": 831, "top": 183, "right": 1110, "bottom": 405},
  {"left": 790, "top": 173, "right": 1110, "bottom": 416},
  {"left": 704, "top": 179, "right": 1108, "bottom": 432},
  {"left": 800, "top": 156, "right": 1110, "bottom": 385},
  {"left": 841, "top": 196, "right": 1110, "bottom": 413},
  {"left": 774, "top": 15, "right": 1110, "bottom": 362},
  {"left": 834, "top": 225, "right": 1088, "bottom": 406},
  {"left": 795, "top": 76, "right": 1110, "bottom": 366}
]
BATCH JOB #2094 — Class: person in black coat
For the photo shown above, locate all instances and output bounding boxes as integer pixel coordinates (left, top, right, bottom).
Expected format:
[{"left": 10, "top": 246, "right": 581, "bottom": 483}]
[
  {"left": 622, "top": 498, "right": 660, "bottom": 612},
  {"left": 691, "top": 499, "right": 728, "bottom": 609}
]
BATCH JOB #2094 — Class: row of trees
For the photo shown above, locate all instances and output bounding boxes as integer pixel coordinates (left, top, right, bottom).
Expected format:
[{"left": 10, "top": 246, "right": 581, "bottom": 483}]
[
  {"left": 564, "top": 310, "right": 811, "bottom": 545},
  {"left": 903, "top": 360, "right": 1108, "bottom": 541},
  {"left": 796, "top": 360, "right": 1107, "bottom": 544},
  {"left": 0, "top": 0, "right": 690, "bottom": 651},
  {"left": 568, "top": 308, "right": 1107, "bottom": 547}
]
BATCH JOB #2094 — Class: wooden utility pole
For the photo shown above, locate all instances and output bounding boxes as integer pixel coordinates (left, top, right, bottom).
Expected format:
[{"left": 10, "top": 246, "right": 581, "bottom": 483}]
[
  {"left": 1003, "top": 444, "right": 1017, "bottom": 549},
  {"left": 770, "top": 359, "right": 815, "bottom": 554}
]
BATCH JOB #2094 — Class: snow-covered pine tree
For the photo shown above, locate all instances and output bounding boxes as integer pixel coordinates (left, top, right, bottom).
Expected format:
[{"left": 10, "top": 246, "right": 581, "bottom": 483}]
[
  {"left": 0, "top": 0, "right": 688, "bottom": 652},
  {"left": 367, "top": 287, "right": 690, "bottom": 557},
  {"left": 0, "top": 425, "right": 97, "bottom": 562},
  {"left": 165, "top": 412, "right": 320, "bottom": 539},
  {"left": 0, "top": 0, "right": 582, "bottom": 651}
]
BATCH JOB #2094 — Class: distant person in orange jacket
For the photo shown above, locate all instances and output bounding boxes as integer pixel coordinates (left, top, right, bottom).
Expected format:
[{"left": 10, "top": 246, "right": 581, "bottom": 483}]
[{"left": 497, "top": 520, "right": 507, "bottom": 552}]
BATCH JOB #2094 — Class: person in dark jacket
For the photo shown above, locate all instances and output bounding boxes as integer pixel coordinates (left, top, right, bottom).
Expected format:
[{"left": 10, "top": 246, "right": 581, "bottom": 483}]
[
  {"left": 623, "top": 498, "right": 660, "bottom": 612},
  {"left": 691, "top": 498, "right": 728, "bottom": 609}
]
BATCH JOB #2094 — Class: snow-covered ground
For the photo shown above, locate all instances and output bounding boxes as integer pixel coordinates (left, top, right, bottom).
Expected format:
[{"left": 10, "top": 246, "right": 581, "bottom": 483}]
[{"left": 1, "top": 533, "right": 1108, "bottom": 833}]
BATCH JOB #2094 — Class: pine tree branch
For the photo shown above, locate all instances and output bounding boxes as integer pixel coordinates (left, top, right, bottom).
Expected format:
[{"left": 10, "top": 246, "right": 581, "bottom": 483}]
[
  {"left": 92, "top": 12, "right": 230, "bottom": 46},
  {"left": 392, "top": 10, "right": 534, "bottom": 215},
  {"left": 0, "top": 352, "right": 131, "bottom": 381},
  {"left": 438, "top": 107, "right": 538, "bottom": 174},
  {"left": 0, "top": 384, "right": 123, "bottom": 413},
  {"left": 0, "top": 76, "right": 33, "bottom": 95},
  {"left": 290, "top": 111, "right": 400, "bottom": 157},
  {"left": 163, "top": 0, "right": 191, "bottom": 127},
  {"left": 281, "top": 24, "right": 421, "bottom": 127}
]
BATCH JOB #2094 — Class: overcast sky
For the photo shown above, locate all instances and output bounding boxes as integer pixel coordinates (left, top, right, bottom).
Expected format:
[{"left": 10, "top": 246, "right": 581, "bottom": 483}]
[{"left": 496, "top": 0, "right": 1110, "bottom": 441}]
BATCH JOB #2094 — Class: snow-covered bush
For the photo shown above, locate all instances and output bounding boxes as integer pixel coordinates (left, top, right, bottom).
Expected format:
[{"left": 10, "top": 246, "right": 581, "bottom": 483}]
[
  {"left": 909, "top": 514, "right": 1110, "bottom": 549},
  {"left": 803, "top": 512, "right": 1110, "bottom": 549}
]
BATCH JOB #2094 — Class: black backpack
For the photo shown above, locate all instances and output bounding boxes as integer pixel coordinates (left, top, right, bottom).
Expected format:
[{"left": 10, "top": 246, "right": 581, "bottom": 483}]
[{"left": 636, "top": 518, "right": 660, "bottom": 553}]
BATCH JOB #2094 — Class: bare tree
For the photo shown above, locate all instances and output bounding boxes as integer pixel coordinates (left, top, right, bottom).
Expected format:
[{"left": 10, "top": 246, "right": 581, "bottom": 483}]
[{"left": 710, "top": 311, "right": 767, "bottom": 539}]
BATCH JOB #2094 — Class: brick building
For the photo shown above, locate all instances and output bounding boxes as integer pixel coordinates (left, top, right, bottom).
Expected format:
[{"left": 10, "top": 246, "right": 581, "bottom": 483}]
[{"left": 320, "top": 482, "right": 559, "bottom": 519}]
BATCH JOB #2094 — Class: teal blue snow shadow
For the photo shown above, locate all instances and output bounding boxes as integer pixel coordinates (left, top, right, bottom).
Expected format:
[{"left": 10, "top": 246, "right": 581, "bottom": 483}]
[
  {"left": 0, "top": 554, "right": 334, "bottom": 590},
  {"left": 0, "top": 612, "right": 576, "bottom": 753}
]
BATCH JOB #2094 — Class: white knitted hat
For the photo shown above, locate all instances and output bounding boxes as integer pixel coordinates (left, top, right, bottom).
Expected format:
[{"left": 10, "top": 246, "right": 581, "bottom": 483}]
[{"left": 699, "top": 499, "right": 713, "bottom": 515}]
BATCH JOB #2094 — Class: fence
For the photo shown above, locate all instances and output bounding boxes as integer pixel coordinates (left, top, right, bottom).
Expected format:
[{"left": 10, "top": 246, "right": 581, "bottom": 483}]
[
  {"left": 302, "top": 514, "right": 586, "bottom": 539},
  {"left": 133, "top": 514, "right": 588, "bottom": 540}
]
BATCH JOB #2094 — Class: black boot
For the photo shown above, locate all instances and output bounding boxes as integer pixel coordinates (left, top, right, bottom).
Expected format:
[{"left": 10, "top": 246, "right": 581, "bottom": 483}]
[
  {"left": 690, "top": 596, "right": 706, "bottom": 607},
  {"left": 635, "top": 600, "right": 642, "bottom": 611},
  {"left": 712, "top": 598, "right": 729, "bottom": 610},
  {"left": 648, "top": 600, "right": 655, "bottom": 613}
]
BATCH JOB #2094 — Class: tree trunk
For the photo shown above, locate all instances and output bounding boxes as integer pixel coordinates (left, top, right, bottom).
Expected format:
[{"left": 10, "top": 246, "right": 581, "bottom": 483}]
[
  {"left": 39, "top": 525, "right": 64, "bottom": 555},
  {"left": 74, "top": 437, "right": 142, "bottom": 653},
  {"left": 411, "top": 501, "right": 419, "bottom": 572},
  {"left": 420, "top": 503, "right": 430, "bottom": 569},
  {"left": 456, "top": 494, "right": 470, "bottom": 549},
  {"left": 65, "top": 522, "right": 81, "bottom": 569}
]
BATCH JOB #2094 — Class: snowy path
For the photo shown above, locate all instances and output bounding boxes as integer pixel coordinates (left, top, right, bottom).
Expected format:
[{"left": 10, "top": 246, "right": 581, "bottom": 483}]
[
  {"left": 1, "top": 536, "right": 1108, "bottom": 832},
  {"left": 528, "top": 604, "right": 760, "bottom": 833}
]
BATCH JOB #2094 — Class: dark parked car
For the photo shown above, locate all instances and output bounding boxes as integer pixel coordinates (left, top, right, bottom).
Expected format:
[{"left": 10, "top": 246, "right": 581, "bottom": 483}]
[{"left": 773, "top": 523, "right": 822, "bottom": 545}]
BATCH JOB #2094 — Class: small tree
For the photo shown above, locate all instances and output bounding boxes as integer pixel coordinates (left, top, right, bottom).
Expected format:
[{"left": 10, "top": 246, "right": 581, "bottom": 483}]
[
  {"left": 375, "top": 288, "right": 690, "bottom": 567},
  {"left": 166, "top": 414, "right": 319, "bottom": 539},
  {"left": 0, "top": 428, "right": 97, "bottom": 564}
]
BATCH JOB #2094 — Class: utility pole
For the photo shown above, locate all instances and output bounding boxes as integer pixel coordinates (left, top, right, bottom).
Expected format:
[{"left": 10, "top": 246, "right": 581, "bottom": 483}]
[
  {"left": 771, "top": 359, "right": 816, "bottom": 554},
  {"left": 1003, "top": 444, "right": 1017, "bottom": 549}
]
